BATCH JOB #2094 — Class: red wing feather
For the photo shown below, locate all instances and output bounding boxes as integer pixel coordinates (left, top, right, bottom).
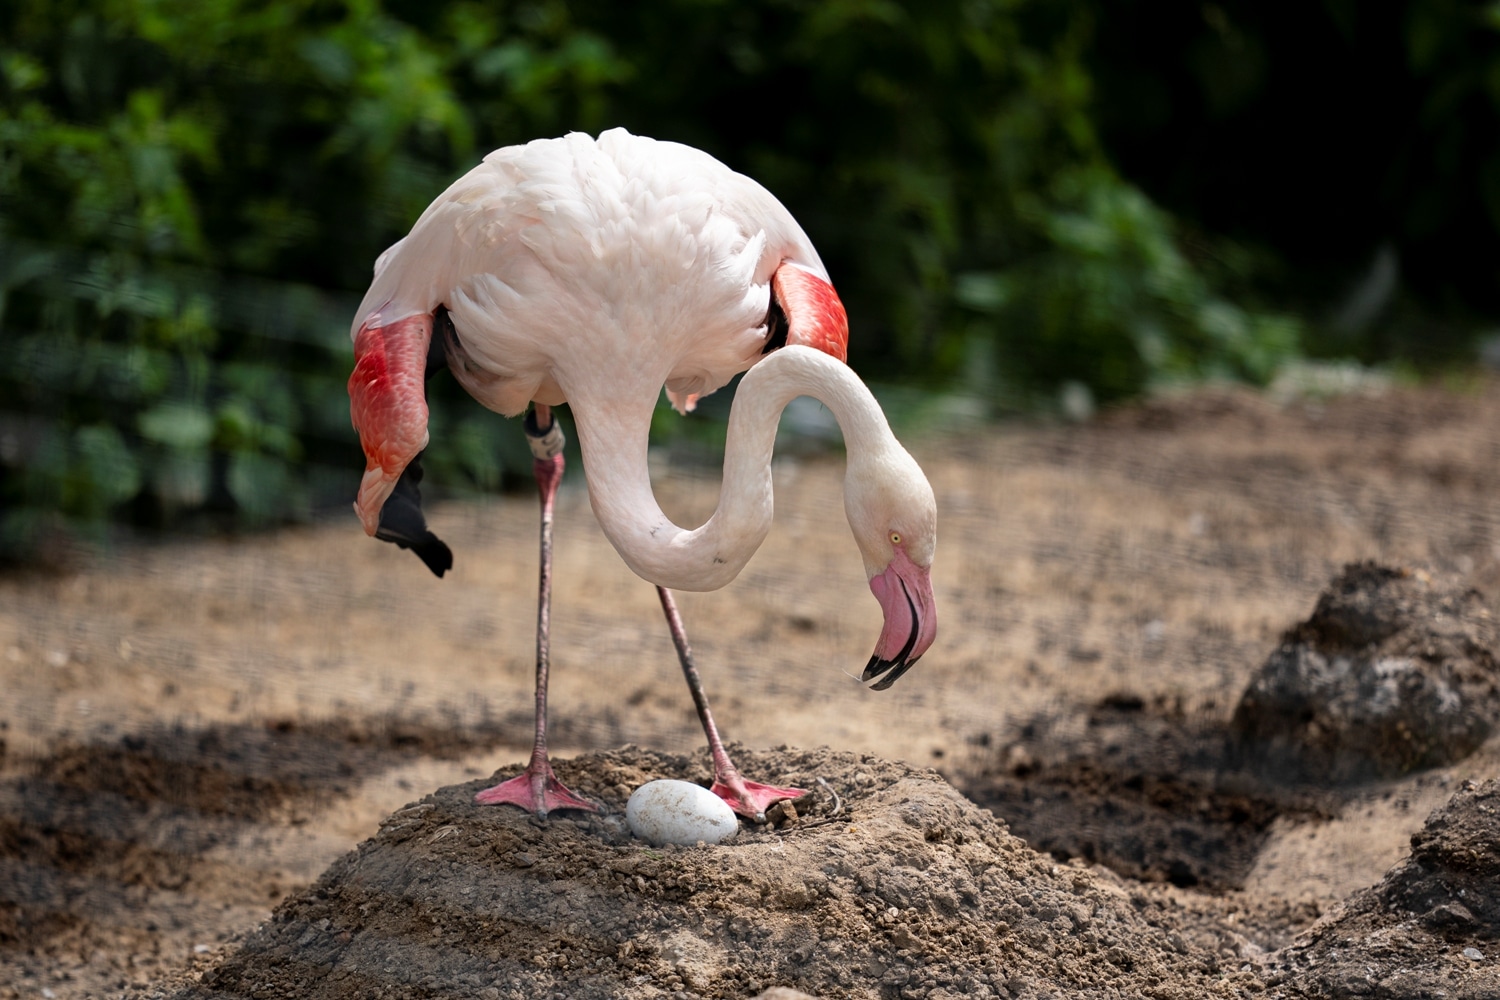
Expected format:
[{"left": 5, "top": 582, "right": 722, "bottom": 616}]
[
  {"left": 348, "top": 311, "right": 433, "bottom": 535},
  {"left": 772, "top": 263, "right": 849, "bottom": 363}
]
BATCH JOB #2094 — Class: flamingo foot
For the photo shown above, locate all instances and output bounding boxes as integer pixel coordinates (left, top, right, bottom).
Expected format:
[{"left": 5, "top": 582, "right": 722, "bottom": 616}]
[
  {"left": 475, "top": 765, "right": 598, "bottom": 818},
  {"left": 711, "top": 777, "right": 809, "bottom": 823}
]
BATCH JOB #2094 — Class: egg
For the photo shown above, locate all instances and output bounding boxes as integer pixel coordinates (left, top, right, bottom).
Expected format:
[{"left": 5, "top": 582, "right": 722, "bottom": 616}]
[{"left": 625, "top": 779, "right": 739, "bottom": 846}]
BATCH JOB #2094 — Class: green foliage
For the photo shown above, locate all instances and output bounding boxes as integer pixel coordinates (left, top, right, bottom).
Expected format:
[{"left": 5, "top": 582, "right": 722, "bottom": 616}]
[
  {"left": 1085, "top": 2, "right": 1500, "bottom": 360},
  {"left": 0, "top": 0, "right": 1305, "bottom": 559},
  {"left": 957, "top": 166, "right": 1298, "bottom": 402},
  {"left": 0, "top": 0, "right": 621, "bottom": 556}
]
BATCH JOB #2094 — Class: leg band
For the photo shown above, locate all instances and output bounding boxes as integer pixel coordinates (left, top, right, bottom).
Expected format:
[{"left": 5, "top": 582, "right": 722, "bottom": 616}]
[{"left": 524, "top": 409, "right": 566, "bottom": 461}]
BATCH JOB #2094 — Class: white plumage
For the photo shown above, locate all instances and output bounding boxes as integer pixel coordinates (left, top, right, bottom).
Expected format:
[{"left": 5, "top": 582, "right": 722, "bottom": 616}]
[
  {"left": 355, "top": 129, "right": 828, "bottom": 417},
  {"left": 347, "top": 128, "right": 936, "bottom": 821}
]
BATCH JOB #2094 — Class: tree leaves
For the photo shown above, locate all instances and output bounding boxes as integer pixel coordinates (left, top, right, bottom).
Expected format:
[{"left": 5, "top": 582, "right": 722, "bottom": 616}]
[{"left": 0, "top": 0, "right": 1310, "bottom": 559}]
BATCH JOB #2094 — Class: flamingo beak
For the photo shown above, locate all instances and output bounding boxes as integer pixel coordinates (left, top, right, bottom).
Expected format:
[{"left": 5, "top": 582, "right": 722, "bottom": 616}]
[{"left": 861, "top": 547, "right": 937, "bottom": 690}]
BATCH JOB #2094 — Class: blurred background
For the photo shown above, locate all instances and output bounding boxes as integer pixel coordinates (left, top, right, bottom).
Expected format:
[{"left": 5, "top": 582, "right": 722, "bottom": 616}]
[{"left": 4, "top": 0, "right": 1499, "bottom": 556}]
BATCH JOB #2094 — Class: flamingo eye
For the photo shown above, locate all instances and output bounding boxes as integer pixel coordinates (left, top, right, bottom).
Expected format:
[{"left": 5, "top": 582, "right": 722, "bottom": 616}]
[{"left": 890, "top": 532, "right": 901, "bottom": 545}]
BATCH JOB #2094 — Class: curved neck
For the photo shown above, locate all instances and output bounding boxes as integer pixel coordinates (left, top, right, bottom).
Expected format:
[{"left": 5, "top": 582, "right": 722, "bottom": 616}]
[{"left": 572, "top": 346, "right": 894, "bottom": 591}]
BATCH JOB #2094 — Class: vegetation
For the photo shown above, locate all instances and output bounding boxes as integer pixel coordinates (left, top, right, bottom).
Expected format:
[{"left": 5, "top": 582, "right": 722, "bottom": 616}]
[{"left": 0, "top": 1, "right": 1493, "bottom": 555}]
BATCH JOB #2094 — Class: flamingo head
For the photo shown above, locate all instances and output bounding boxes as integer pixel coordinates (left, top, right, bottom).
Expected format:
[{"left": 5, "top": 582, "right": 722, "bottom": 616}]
[{"left": 844, "top": 442, "right": 938, "bottom": 690}]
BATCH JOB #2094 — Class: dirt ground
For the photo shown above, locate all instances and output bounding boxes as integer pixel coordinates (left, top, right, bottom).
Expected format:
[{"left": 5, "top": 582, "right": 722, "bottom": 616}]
[{"left": 3, "top": 375, "right": 1500, "bottom": 997}]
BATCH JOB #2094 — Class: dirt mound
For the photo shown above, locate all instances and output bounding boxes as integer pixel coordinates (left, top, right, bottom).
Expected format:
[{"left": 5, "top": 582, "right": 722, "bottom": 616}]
[
  {"left": 1263, "top": 778, "right": 1500, "bottom": 999},
  {"left": 1232, "top": 562, "right": 1500, "bottom": 781},
  {"left": 146, "top": 746, "right": 1268, "bottom": 1000}
]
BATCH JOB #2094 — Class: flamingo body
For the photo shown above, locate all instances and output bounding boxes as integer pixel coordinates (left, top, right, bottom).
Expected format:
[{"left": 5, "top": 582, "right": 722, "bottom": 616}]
[
  {"left": 347, "top": 129, "right": 934, "bottom": 820},
  {"left": 355, "top": 129, "right": 843, "bottom": 416}
]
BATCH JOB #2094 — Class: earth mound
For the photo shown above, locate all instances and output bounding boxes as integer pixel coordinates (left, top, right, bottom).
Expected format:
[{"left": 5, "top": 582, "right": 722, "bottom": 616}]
[
  {"left": 1232, "top": 562, "right": 1500, "bottom": 781},
  {"left": 1263, "top": 778, "right": 1500, "bottom": 999},
  {"left": 145, "top": 746, "right": 1265, "bottom": 1000}
]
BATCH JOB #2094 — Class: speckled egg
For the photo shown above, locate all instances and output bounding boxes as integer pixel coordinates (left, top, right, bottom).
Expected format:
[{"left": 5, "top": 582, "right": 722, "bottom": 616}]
[{"left": 625, "top": 779, "right": 739, "bottom": 846}]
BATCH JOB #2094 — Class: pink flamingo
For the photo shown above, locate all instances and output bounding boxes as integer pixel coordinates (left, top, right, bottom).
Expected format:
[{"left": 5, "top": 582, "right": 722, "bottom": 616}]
[{"left": 348, "top": 129, "right": 937, "bottom": 822}]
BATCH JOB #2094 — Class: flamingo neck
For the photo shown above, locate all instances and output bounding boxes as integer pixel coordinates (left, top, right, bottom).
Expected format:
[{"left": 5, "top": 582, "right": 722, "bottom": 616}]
[{"left": 571, "top": 346, "right": 894, "bottom": 592}]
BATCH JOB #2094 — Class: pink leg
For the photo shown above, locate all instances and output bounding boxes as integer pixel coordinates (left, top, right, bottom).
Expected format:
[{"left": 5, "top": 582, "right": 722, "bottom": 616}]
[
  {"left": 475, "top": 404, "right": 596, "bottom": 817},
  {"left": 656, "top": 587, "right": 807, "bottom": 822}
]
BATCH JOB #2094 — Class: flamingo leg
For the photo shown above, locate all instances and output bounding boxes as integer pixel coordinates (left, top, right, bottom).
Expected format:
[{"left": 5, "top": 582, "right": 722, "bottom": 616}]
[
  {"left": 655, "top": 587, "right": 807, "bottom": 822},
  {"left": 475, "top": 404, "right": 597, "bottom": 817}
]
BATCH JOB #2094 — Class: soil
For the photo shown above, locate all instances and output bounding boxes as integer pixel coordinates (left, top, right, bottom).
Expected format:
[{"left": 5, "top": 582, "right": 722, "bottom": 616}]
[
  {"left": 1265, "top": 777, "right": 1500, "bottom": 999},
  {"left": 4, "top": 376, "right": 1500, "bottom": 997},
  {"left": 147, "top": 746, "right": 1284, "bottom": 1000},
  {"left": 1232, "top": 561, "right": 1500, "bottom": 781}
]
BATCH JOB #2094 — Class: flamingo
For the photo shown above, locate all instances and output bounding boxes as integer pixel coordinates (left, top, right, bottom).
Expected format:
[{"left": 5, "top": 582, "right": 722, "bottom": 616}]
[{"left": 348, "top": 129, "right": 937, "bottom": 822}]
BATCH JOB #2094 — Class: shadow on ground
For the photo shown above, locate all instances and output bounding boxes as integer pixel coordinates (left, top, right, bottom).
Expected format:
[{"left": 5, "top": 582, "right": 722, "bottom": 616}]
[
  {"left": 0, "top": 715, "right": 520, "bottom": 953},
  {"left": 951, "top": 694, "right": 1338, "bottom": 892}
]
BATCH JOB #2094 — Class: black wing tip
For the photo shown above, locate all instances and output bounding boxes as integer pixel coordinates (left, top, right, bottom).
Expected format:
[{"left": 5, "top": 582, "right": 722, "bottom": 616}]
[
  {"left": 413, "top": 536, "right": 454, "bottom": 578},
  {"left": 760, "top": 289, "right": 789, "bottom": 355},
  {"left": 373, "top": 448, "right": 452, "bottom": 578},
  {"left": 374, "top": 524, "right": 453, "bottom": 578}
]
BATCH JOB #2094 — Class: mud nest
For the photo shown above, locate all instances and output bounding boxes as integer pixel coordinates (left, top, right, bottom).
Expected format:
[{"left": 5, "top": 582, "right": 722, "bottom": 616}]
[{"left": 145, "top": 746, "right": 1271, "bottom": 1000}]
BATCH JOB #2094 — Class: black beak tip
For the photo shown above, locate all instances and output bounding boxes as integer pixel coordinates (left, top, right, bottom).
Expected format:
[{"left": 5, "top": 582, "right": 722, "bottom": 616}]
[{"left": 862, "top": 654, "right": 921, "bottom": 691}]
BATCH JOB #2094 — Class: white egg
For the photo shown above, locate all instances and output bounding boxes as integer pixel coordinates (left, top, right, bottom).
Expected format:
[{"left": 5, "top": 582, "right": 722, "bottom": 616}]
[{"left": 625, "top": 779, "right": 739, "bottom": 846}]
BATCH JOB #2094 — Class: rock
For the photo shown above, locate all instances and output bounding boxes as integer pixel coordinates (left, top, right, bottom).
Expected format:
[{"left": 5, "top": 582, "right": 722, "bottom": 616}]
[
  {"left": 1265, "top": 779, "right": 1500, "bottom": 998},
  {"left": 1232, "top": 562, "right": 1500, "bottom": 782}
]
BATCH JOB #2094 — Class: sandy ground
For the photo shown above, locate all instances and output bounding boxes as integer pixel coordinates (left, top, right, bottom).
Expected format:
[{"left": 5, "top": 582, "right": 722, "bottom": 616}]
[{"left": 3, "top": 377, "right": 1500, "bottom": 996}]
